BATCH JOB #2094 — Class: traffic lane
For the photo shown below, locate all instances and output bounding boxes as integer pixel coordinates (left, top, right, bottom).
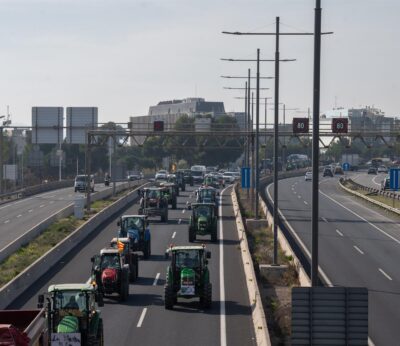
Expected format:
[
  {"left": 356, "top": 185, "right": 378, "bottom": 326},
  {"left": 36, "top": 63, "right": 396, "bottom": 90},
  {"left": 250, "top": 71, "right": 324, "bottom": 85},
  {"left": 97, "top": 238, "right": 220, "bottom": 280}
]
[
  {"left": 349, "top": 171, "right": 386, "bottom": 189},
  {"left": 0, "top": 183, "right": 126, "bottom": 253},
  {"left": 274, "top": 177, "right": 400, "bottom": 346}
]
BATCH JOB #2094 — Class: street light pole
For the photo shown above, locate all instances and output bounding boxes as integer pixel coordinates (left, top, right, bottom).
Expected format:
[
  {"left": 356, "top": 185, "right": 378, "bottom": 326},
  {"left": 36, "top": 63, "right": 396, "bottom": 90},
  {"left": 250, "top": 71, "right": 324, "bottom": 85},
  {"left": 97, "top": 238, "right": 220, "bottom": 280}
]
[
  {"left": 273, "top": 16, "right": 280, "bottom": 265},
  {"left": 251, "top": 91, "right": 255, "bottom": 213},
  {"left": 312, "top": 0, "right": 322, "bottom": 287},
  {"left": 247, "top": 69, "right": 251, "bottom": 199},
  {"left": 0, "top": 125, "right": 3, "bottom": 194},
  {"left": 244, "top": 81, "right": 248, "bottom": 167},
  {"left": 255, "top": 48, "right": 260, "bottom": 219}
]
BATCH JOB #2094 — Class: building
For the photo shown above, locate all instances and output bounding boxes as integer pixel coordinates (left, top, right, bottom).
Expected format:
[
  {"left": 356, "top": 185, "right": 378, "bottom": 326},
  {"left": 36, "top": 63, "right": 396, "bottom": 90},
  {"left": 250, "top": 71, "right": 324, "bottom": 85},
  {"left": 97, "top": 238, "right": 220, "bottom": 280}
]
[{"left": 226, "top": 112, "right": 246, "bottom": 130}]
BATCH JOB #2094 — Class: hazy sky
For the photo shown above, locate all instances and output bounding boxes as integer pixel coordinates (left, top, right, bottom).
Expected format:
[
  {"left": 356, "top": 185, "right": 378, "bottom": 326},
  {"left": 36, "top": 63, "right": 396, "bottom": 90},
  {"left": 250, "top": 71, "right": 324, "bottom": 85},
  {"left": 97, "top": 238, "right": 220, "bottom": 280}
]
[{"left": 1, "top": 0, "right": 399, "bottom": 126}]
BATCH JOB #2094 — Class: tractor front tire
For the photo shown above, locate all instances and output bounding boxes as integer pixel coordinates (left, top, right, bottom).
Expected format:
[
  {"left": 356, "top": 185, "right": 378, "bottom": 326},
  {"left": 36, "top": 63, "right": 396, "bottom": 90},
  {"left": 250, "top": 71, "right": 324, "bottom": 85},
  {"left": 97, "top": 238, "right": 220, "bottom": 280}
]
[
  {"left": 172, "top": 200, "right": 177, "bottom": 210},
  {"left": 164, "top": 284, "right": 175, "bottom": 310},
  {"left": 189, "top": 228, "right": 195, "bottom": 243},
  {"left": 143, "top": 240, "right": 151, "bottom": 259},
  {"left": 211, "top": 226, "right": 218, "bottom": 242}
]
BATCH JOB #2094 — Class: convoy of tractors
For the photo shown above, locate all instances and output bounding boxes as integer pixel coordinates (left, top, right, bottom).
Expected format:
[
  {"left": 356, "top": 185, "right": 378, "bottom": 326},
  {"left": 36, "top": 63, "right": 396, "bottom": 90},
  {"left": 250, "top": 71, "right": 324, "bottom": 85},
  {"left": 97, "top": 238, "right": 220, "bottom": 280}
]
[{"left": 0, "top": 168, "right": 233, "bottom": 345}]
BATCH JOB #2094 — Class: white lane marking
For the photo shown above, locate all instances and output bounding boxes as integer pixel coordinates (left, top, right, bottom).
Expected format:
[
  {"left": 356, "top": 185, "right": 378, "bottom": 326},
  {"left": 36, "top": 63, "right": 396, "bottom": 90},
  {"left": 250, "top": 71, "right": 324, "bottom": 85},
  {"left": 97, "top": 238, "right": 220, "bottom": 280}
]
[
  {"left": 0, "top": 197, "right": 33, "bottom": 211},
  {"left": 49, "top": 201, "right": 54, "bottom": 204},
  {"left": 354, "top": 246, "right": 364, "bottom": 255},
  {"left": 40, "top": 204, "right": 45, "bottom": 208},
  {"left": 378, "top": 268, "right": 393, "bottom": 281},
  {"left": 153, "top": 273, "right": 160, "bottom": 286},
  {"left": 137, "top": 308, "right": 148, "bottom": 327},
  {"left": 178, "top": 219, "right": 182, "bottom": 225},
  {"left": 304, "top": 201, "right": 308, "bottom": 205},
  {"left": 172, "top": 231, "right": 176, "bottom": 239},
  {"left": 297, "top": 195, "right": 301, "bottom": 199},
  {"left": 321, "top": 217, "right": 328, "bottom": 223},
  {"left": 267, "top": 182, "right": 376, "bottom": 346},
  {"left": 293, "top": 191, "right": 297, "bottom": 195},
  {"left": 17, "top": 214, "right": 22, "bottom": 218},
  {"left": 219, "top": 186, "right": 229, "bottom": 346},
  {"left": 372, "top": 175, "right": 382, "bottom": 187},
  {"left": 28, "top": 209, "right": 33, "bottom": 213},
  {"left": 4, "top": 220, "right": 10, "bottom": 224},
  {"left": 320, "top": 190, "right": 400, "bottom": 246},
  {"left": 336, "top": 229, "right": 344, "bottom": 237},
  {"left": 182, "top": 209, "right": 185, "bottom": 214}
]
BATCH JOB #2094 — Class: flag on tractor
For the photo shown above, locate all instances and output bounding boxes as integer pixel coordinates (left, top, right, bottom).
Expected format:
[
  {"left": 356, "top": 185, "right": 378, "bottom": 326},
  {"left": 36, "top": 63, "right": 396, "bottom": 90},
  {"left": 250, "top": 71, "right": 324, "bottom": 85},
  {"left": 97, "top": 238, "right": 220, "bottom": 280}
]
[{"left": 117, "top": 240, "right": 124, "bottom": 253}]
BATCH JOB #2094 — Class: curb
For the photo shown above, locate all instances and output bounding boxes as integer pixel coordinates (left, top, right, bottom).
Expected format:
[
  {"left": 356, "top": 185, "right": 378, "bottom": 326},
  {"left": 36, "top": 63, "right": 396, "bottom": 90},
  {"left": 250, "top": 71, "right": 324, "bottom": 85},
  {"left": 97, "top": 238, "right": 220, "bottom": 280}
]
[
  {"left": 339, "top": 179, "right": 400, "bottom": 216},
  {"left": 0, "top": 182, "right": 148, "bottom": 309},
  {"left": 231, "top": 188, "right": 271, "bottom": 346},
  {"left": 0, "top": 180, "right": 143, "bottom": 263}
]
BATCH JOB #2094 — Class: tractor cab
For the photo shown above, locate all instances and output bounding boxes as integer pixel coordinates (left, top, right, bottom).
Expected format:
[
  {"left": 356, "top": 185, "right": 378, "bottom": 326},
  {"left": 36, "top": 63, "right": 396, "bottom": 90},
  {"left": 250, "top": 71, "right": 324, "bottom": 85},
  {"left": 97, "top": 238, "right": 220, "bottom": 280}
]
[
  {"left": 196, "top": 187, "right": 218, "bottom": 204},
  {"left": 159, "top": 183, "right": 177, "bottom": 209},
  {"left": 164, "top": 245, "right": 212, "bottom": 309},
  {"left": 188, "top": 203, "right": 218, "bottom": 242},
  {"left": 138, "top": 187, "right": 169, "bottom": 222},
  {"left": 38, "top": 283, "right": 104, "bottom": 345}
]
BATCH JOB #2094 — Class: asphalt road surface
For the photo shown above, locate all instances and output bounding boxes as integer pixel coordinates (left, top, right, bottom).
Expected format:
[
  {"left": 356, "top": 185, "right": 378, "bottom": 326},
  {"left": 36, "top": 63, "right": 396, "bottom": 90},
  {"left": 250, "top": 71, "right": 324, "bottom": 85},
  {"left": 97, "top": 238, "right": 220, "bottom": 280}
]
[
  {"left": 267, "top": 174, "right": 400, "bottom": 346},
  {"left": 11, "top": 184, "right": 256, "bottom": 346},
  {"left": 0, "top": 182, "right": 124, "bottom": 254}
]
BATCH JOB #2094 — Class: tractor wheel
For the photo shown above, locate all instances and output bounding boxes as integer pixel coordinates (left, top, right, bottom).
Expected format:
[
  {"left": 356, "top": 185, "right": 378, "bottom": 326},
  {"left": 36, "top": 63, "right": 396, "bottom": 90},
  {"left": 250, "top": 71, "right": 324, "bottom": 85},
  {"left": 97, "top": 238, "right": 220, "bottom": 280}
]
[
  {"left": 201, "top": 283, "right": 212, "bottom": 309},
  {"left": 135, "top": 255, "right": 139, "bottom": 278},
  {"left": 188, "top": 228, "right": 195, "bottom": 242},
  {"left": 211, "top": 225, "right": 218, "bottom": 242},
  {"left": 120, "top": 274, "right": 129, "bottom": 301},
  {"left": 182, "top": 185, "right": 186, "bottom": 192},
  {"left": 164, "top": 212, "right": 169, "bottom": 222},
  {"left": 164, "top": 284, "right": 175, "bottom": 310},
  {"left": 172, "top": 200, "right": 177, "bottom": 210},
  {"left": 143, "top": 240, "right": 151, "bottom": 259},
  {"left": 129, "top": 256, "right": 138, "bottom": 282}
]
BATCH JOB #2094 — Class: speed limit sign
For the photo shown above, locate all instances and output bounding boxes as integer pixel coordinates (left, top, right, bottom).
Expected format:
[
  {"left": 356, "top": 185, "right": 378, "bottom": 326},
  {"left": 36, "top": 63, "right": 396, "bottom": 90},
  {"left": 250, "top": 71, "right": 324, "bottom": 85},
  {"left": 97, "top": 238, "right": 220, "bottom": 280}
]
[
  {"left": 332, "top": 118, "right": 348, "bottom": 133},
  {"left": 292, "top": 118, "right": 309, "bottom": 134}
]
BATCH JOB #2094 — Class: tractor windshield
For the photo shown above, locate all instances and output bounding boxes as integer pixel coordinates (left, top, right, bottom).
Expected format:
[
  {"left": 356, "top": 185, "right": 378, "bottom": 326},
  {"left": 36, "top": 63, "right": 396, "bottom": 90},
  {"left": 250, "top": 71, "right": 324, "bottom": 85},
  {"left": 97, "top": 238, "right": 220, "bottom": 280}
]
[
  {"left": 194, "top": 206, "right": 212, "bottom": 218},
  {"left": 200, "top": 189, "right": 214, "bottom": 199},
  {"left": 175, "top": 251, "right": 200, "bottom": 268},
  {"left": 148, "top": 190, "right": 160, "bottom": 199},
  {"left": 101, "top": 254, "right": 121, "bottom": 270},
  {"left": 54, "top": 290, "right": 87, "bottom": 311},
  {"left": 123, "top": 217, "right": 143, "bottom": 231}
]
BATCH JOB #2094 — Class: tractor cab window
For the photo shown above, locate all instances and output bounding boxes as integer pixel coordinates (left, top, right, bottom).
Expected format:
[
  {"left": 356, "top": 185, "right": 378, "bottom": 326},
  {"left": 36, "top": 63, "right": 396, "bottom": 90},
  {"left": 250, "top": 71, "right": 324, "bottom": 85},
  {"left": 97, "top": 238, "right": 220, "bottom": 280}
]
[
  {"left": 124, "top": 217, "right": 143, "bottom": 231},
  {"left": 148, "top": 190, "right": 160, "bottom": 199},
  {"left": 194, "top": 206, "right": 211, "bottom": 218},
  {"left": 55, "top": 291, "right": 86, "bottom": 311},
  {"left": 175, "top": 251, "right": 200, "bottom": 268},
  {"left": 101, "top": 254, "right": 120, "bottom": 270}
]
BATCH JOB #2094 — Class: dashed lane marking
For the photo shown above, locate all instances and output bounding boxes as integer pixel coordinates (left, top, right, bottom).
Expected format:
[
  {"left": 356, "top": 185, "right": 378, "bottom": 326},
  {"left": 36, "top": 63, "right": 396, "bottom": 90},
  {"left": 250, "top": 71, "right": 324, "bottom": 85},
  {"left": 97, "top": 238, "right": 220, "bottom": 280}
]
[
  {"left": 354, "top": 246, "right": 364, "bottom": 255},
  {"left": 379, "top": 268, "right": 393, "bottom": 281},
  {"left": 178, "top": 219, "right": 181, "bottom": 225},
  {"left": 304, "top": 201, "right": 308, "bottom": 205},
  {"left": 182, "top": 209, "right": 185, "bottom": 214},
  {"left": 153, "top": 273, "right": 160, "bottom": 286},
  {"left": 4, "top": 220, "right": 9, "bottom": 224},
  {"left": 321, "top": 217, "right": 328, "bottom": 223},
  {"left": 172, "top": 231, "right": 176, "bottom": 239},
  {"left": 336, "top": 229, "right": 344, "bottom": 237},
  {"left": 28, "top": 209, "right": 33, "bottom": 213},
  {"left": 297, "top": 195, "right": 301, "bottom": 199},
  {"left": 40, "top": 204, "right": 45, "bottom": 208},
  {"left": 137, "top": 308, "right": 148, "bottom": 328},
  {"left": 17, "top": 214, "right": 22, "bottom": 218}
]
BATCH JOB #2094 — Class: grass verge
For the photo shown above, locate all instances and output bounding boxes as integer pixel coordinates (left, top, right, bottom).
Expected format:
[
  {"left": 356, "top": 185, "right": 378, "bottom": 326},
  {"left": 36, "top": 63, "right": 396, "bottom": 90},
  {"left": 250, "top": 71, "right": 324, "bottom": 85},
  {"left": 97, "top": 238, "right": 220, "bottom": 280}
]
[
  {"left": 0, "top": 187, "right": 136, "bottom": 289},
  {"left": 236, "top": 185, "right": 299, "bottom": 345}
]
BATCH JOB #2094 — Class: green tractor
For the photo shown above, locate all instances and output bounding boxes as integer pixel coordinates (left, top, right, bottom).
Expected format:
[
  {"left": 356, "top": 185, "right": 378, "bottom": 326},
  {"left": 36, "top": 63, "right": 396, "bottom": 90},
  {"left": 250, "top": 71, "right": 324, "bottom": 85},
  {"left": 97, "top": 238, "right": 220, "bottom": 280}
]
[
  {"left": 38, "top": 283, "right": 104, "bottom": 346},
  {"left": 164, "top": 245, "right": 212, "bottom": 310},
  {"left": 188, "top": 203, "right": 218, "bottom": 242},
  {"left": 160, "top": 184, "right": 177, "bottom": 209}
]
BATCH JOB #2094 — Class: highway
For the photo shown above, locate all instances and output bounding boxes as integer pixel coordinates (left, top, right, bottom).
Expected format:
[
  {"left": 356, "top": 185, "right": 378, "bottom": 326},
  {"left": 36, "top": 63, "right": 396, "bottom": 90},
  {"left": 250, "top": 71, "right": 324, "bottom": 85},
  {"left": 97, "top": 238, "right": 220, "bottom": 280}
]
[
  {"left": 10, "top": 184, "right": 256, "bottom": 346},
  {"left": 0, "top": 182, "right": 124, "bottom": 254},
  {"left": 266, "top": 174, "right": 400, "bottom": 346},
  {"left": 347, "top": 170, "right": 387, "bottom": 190}
]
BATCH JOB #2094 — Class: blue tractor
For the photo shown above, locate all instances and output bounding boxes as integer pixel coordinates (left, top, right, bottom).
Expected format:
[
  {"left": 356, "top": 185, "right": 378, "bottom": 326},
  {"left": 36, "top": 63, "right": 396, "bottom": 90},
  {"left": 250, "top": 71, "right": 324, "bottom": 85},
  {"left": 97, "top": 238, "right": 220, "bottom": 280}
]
[{"left": 117, "top": 215, "right": 151, "bottom": 259}]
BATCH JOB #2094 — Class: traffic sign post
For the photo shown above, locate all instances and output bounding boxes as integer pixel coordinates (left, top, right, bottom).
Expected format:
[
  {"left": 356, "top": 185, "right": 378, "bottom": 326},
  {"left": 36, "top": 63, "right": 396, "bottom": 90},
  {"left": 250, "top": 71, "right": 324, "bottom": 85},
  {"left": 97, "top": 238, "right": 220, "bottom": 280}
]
[
  {"left": 241, "top": 167, "right": 251, "bottom": 189},
  {"left": 342, "top": 162, "right": 350, "bottom": 175},
  {"left": 389, "top": 168, "right": 400, "bottom": 208}
]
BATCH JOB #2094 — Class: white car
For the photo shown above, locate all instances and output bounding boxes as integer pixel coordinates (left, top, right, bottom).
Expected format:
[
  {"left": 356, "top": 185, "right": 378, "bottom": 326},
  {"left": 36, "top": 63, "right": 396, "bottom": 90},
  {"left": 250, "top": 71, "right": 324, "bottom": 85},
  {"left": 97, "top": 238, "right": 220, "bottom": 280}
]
[
  {"left": 155, "top": 170, "right": 168, "bottom": 180},
  {"left": 377, "top": 165, "right": 388, "bottom": 173},
  {"left": 222, "top": 172, "right": 236, "bottom": 183},
  {"left": 305, "top": 172, "right": 312, "bottom": 181}
]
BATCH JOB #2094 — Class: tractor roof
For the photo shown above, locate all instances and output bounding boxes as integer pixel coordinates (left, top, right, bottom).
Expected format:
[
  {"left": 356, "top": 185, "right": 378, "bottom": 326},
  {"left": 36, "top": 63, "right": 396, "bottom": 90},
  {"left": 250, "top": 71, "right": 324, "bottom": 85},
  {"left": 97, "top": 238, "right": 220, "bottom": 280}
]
[
  {"left": 191, "top": 202, "right": 216, "bottom": 208},
  {"left": 121, "top": 215, "right": 146, "bottom": 220},
  {"left": 168, "top": 245, "right": 206, "bottom": 252},
  {"left": 110, "top": 237, "right": 129, "bottom": 244},
  {"left": 100, "top": 247, "right": 120, "bottom": 255},
  {"left": 48, "top": 283, "right": 94, "bottom": 293}
]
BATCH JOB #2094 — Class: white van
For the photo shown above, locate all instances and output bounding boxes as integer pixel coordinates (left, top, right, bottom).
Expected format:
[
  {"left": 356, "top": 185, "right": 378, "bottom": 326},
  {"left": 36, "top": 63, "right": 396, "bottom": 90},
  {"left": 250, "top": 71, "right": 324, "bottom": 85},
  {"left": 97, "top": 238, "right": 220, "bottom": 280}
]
[{"left": 74, "top": 175, "right": 95, "bottom": 193}]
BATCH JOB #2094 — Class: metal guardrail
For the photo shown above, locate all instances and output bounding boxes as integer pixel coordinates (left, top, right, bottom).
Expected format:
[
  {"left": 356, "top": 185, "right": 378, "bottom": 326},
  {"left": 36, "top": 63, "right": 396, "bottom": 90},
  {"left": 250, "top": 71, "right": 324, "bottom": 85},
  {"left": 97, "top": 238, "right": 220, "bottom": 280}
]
[{"left": 342, "top": 177, "right": 400, "bottom": 200}]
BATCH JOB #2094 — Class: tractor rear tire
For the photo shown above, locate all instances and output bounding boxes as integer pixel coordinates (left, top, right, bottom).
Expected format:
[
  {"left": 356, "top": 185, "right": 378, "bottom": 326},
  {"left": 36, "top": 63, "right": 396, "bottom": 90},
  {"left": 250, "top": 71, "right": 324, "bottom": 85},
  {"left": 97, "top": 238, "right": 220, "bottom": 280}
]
[
  {"left": 135, "top": 255, "right": 139, "bottom": 278},
  {"left": 164, "top": 284, "right": 175, "bottom": 310},
  {"left": 189, "top": 228, "right": 195, "bottom": 242},
  {"left": 172, "top": 200, "right": 177, "bottom": 210},
  {"left": 120, "top": 274, "right": 129, "bottom": 302},
  {"left": 87, "top": 319, "right": 104, "bottom": 346},
  {"left": 201, "top": 283, "right": 212, "bottom": 309},
  {"left": 211, "top": 226, "right": 218, "bottom": 242},
  {"left": 143, "top": 240, "right": 151, "bottom": 259},
  {"left": 182, "top": 185, "right": 186, "bottom": 192}
]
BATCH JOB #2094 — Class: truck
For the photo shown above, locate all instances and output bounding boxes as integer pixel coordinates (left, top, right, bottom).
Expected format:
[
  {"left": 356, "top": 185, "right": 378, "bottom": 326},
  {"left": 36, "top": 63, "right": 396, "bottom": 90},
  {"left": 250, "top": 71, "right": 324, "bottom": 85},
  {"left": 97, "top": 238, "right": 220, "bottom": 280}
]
[
  {"left": 341, "top": 153, "right": 360, "bottom": 171},
  {"left": 0, "top": 309, "right": 48, "bottom": 346},
  {"left": 190, "top": 165, "right": 206, "bottom": 184}
]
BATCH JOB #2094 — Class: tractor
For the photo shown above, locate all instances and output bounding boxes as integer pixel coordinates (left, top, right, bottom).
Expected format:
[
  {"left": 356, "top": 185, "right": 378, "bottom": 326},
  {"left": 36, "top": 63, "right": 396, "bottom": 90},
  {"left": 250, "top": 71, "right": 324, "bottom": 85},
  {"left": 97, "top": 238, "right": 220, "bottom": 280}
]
[
  {"left": 166, "top": 175, "right": 180, "bottom": 196},
  {"left": 138, "top": 187, "right": 169, "bottom": 222},
  {"left": 188, "top": 203, "right": 218, "bottom": 242},
  {"left": 175, "top": 171, "right": 186, "bottom": 191},
  {"left": 110, "top": 237, "right": 139, "bottom": 281},
  {"left": 38, "top": 283, "right": 104, "bottom": 346},
  {"left": 195, "top": 186, "right": 219, "bottom": 216},
  {"left": 164, "top": 245, "right": 212, "bottom": 310},
  {"left": 90, "top": 248, "right": 130, "bottom": 302},
  {"left": 159, "top": 183, "right": 177, "bottom": 209},
  {"left": 117, "top": 215, "right": 151, "bottom": 259}
]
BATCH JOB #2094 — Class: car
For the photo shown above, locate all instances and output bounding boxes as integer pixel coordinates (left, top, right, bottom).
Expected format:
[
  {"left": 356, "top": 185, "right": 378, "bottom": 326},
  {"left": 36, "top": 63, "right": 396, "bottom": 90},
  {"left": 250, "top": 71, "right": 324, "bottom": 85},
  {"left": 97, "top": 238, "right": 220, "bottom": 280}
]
[
  {"left": 74, "top": 174, "right": 94, "bottom": 193},
  {"left": 305, "top": 171, "right": 312, "bottom": 181},
  {"left": 222, "top": 172, "right": 236, "bottom": 184},
  {"left": 334, "top": 166, "right": 344, "bottom": 175},
  {"left": 323, "top": 167, "right": 333, "bottom": 177},
  {"left": 232, "top": 172, "right": 241, "bottom": 181},
  {"left": 381, "top": 176, "right": 390, "bottom": 190},
  {"left": 377, "top": 165, "right": 388, "bottom": 173},
  {"left": 155, "top": 170, "right": 168, "bottom": 180},
  {"left": 367, "top": 167, "right": 377, "bottom": 175},
  {"left": 127, "top": 171, "right": 143, "bottom": 180}
]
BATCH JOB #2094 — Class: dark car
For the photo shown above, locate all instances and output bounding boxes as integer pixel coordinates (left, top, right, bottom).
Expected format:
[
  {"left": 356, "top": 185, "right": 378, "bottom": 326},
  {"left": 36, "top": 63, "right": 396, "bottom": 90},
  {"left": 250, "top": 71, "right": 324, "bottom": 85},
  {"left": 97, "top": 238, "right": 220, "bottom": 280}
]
[
  {"left": 367, "top": 167, "right": 377, "bottom": 175},
  {"left": 323, "top": 168, "right": 333, "bottom": 177}
]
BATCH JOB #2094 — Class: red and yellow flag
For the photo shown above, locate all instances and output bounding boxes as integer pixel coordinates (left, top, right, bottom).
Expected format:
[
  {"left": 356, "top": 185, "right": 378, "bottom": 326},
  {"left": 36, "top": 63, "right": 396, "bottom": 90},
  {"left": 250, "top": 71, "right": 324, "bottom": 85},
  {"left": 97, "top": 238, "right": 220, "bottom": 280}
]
[{"left": 117, "top": 240, "right": 125, "bottom": 253}]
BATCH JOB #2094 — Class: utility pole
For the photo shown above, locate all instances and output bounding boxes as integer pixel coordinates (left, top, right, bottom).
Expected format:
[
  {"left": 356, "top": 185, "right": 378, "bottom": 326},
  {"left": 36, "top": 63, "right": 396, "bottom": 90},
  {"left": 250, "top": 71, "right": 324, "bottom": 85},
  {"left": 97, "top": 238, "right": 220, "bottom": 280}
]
[
  {"left": 255, "top": 48, "right": 260, "bottom": 219},
  {"left": 251, "top": 91, "right": 255, "bottom": 213},
  {"left": 244, "top": 81, "right": 248, "bottom": 168},
  {"left": 0, "top": 126, "right": 3, "bottom": 195},
  {"left": 312, "top": 0, "right": 322, "bottom": 287},
  {"left": 247, "top": 69, "right": 251, "bottom": 199}
]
